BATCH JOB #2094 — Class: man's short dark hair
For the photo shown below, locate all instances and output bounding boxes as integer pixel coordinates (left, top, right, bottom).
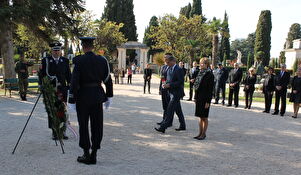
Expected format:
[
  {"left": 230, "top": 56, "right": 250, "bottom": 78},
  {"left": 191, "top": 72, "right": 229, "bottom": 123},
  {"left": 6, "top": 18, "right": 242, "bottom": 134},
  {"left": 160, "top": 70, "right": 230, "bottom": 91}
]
[
  {"left": 166, "top": 56, "right": 176, "bottom": 62},
  {"left": 165, "top": 53, "right": 173, "bottom": 56}
]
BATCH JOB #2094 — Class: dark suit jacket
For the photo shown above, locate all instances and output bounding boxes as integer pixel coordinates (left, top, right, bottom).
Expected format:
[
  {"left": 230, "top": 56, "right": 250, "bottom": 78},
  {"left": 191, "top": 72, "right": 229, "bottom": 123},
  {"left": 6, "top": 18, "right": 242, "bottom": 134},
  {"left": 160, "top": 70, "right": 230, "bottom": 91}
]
[
  {"left": 243, "top": 74, "right": 257, "bottom": 92},
  {"left": 69, "top": 51, "right": 113, "bottom": 104},
  {"left": 216, "top": 67, "right": 229, "bottom": 86},
  {"left": 143, "top": 68, "right": 152, "bottom": 79},
  {"left": 41, "top": 56, "right": 71, "bottom": 87},
  {"left": 275, "top": 71, "right": 290, "bottom": 90},
  {"left": 263, "top": 74, "right": 275, "bottom": 92},
  {"left": 195, "top": 71, "right": 215, "bottom": 103},
  {"left": 229, "top": 68, "right": 243, "bottom": 88},
  {"left": 159, "top": 65, "right": 168, "bottom": 93},
  {"left": 188, "top": 67, "right": 199, "bottom": 80},
  {"left": 167, "top": 64, "right": 184, "bottom": 98}
]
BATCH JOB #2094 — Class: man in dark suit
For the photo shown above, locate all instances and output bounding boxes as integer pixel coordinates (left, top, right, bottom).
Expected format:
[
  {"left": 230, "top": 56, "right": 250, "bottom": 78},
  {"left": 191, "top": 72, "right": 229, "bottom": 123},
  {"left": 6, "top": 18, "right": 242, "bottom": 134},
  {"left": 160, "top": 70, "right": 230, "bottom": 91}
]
[
  {"left": 187, "top": 61, "right": 199, "bottom": 101},
  {"left": 178, "top": 61, "right": 186, "bottom": 99},
  {"left": 155, "top": 56, "right": 186, "bottom": 133},
  {"left": 227, "top": 63, "right": 243, "bottom": 107},
  {"left": 68, "top": 37, "right": 113, "bottom": 165},
  {"left": 214, "top": 63, "right": 229, "bottom": 105},
  {"left": 273, "top": 64, "right": 290, "bottom": 116},
  {"left": 40, "top": 42, "right": 71, "bottom": 140},
  {"left": 143, "top": 64, "right": 152, "bottom": 94}
]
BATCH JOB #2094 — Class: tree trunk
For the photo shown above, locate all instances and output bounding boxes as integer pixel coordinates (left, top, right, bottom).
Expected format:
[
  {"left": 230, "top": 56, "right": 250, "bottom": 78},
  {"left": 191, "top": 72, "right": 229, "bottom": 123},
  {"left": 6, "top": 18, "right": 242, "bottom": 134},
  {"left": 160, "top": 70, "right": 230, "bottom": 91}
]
[
  {"left": 64, "top": 37, "right": 69, "bottom": 57},
  {"left": 1, "top": 24, "right": 16, "bottom": 79},
  {"left": 211, "top": 34, "right": 219, "bottom": 67}
]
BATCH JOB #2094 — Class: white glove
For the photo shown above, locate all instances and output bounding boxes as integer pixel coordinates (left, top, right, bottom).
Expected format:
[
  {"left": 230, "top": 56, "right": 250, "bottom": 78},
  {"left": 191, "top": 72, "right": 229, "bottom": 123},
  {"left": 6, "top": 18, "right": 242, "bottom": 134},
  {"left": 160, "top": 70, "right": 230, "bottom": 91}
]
[
  {"left": 67, "top": 103, "right": 76, "bottom": 112},
  {"left": 103, "top": 97, "right": 112, "bottom": 110}
]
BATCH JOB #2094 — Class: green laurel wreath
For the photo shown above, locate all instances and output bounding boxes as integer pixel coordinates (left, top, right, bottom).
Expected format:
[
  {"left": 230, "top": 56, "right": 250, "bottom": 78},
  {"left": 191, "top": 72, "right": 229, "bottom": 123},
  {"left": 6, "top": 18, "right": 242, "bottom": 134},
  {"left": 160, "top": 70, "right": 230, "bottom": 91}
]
[{"left": 41, "top": 77, "right": 67, "bottom": 140}]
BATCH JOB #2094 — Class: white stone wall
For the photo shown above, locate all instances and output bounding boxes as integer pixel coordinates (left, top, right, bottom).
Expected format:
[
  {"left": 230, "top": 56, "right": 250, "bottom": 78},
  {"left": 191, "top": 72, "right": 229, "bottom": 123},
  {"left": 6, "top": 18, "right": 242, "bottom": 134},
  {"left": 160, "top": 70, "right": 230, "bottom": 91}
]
[{"left": 285, "top": 50, "right": 301, "bottom": 69}]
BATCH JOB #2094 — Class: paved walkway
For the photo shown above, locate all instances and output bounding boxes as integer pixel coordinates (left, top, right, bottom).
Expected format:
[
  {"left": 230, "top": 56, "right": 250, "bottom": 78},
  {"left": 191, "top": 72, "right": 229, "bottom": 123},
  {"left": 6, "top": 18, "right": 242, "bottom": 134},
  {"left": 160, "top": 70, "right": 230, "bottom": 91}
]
[{"left": 0, "top": 74, "right": 300, "bottom": 175}]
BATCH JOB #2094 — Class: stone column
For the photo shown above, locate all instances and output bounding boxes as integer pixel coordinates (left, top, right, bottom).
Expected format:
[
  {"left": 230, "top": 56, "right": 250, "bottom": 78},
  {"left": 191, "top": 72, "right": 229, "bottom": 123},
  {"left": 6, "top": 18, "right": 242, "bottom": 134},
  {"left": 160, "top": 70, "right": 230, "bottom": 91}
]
[{"left": 117, "top": 48, "right": 126, "bottom": 69}]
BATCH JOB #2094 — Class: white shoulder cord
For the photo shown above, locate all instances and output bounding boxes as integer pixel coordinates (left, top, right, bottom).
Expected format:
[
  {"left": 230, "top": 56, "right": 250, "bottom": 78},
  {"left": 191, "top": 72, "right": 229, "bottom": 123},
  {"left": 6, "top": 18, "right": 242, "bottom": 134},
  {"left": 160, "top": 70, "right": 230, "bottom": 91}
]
[
  {"left": 45, "top": 57, "right": 58, "bottom": 91},
  {"left": 103, "top": 56, "right": 111, "bottom": 83}
]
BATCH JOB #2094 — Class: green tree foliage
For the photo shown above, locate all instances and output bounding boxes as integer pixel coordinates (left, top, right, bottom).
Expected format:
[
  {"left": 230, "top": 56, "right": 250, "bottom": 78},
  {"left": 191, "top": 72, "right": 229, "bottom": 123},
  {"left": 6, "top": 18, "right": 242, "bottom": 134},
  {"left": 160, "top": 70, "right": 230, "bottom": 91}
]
[
  {"left": 94, "top": 20, "right": 127, "bottom": 59},
  {"left": 247, "top": 52, "right": 253, "bottom": 69},
  {"left": 230, "top": 33, "right": 255, "bottom": 65},
  {"left": 102, "top": 0, "right": 138, "bottom": 41},
  {"left": 148, "top": 15, "right": 209, "bottom": 64},
  {"left": 143, "top": 16, "right": 162, "bottom": 56},
  {"left": 190, "top": 0, "right": 202, "bottom": 17},
  {"left": 219, "top": 12, "right": 230, "bottom": 63},
  {"left": 293, "top": 59, "right": 299, "bottom": 74},
  {"left": 0, "top": 0, "right": 85, "bottom": 78},
  {"left": 284, "top": 23, "right": 301, "bottom": 49},
  {"left": 208, "top": 17, "right": 222, "bottom": 66},
  {"left": 254, "top": 10, "right": 272, "bottom": 66},
  {"left": 180, "top": 3, "right": 192, "bottom": 18}
]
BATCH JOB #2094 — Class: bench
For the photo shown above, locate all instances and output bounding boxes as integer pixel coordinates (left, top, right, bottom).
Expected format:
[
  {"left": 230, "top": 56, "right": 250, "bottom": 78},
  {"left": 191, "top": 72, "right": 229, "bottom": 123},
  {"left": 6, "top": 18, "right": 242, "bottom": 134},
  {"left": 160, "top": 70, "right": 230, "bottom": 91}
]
[{"left": 4, "top": 77, "right": 40, "bottom": 97}]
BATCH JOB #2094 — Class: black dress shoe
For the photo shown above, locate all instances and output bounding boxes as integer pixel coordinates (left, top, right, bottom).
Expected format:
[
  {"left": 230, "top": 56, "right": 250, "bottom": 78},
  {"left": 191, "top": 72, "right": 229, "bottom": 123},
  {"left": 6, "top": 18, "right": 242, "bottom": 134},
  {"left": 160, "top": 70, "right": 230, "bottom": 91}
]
[
  {"left": 197, "top": 135, "right": 206, "bottom": 140},
  {"left": 222, "top": 101, "right": 225, "bottom": 105},
  {"left": 272, "top": 112, "right": 279, "bottom": 115},
  {"left": 244, "top": 106, "right": 248, "bottom": 109},
  {"left": 90, "top": 150, "right": 97, "bottom": 164},
  {"left": 234, "top": 105, "right": 238, "bottom": 108},
  {"left": 175, "top": 127, "right": 186, "bottom": 131},
  {"left": 77, "top": 153, "right": 91, "bottom": 165},
  {"left": 280, "top": 114, "right": 284, "bottom": 117},
  {"left": 155, "top": 127, "right": 165, "bottom": 133},
  {"left": 63, "top": 135, "right": 69, "bottom": 140},
  {"left": 227, "top": 104, "right": 232, "bottom": 107},
  {"left": 156, "top": 122, "right": 162, "bottom": 125},
  {"left": 186, "top": 99, "right": 192, "bottom": 101},
  {"left": 248, "top": 106, "right": 251, "bottom": 109},
  {"left": 292, "top": 115, "right": 297, "bottom": 118}
]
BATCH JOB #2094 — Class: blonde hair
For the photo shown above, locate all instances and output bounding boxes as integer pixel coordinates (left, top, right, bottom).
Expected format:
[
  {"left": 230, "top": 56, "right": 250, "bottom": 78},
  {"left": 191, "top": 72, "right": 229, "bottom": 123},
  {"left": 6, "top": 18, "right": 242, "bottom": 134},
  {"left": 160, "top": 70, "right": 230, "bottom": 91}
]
[
  {"left": 199, "top": 57, "right": 210, "bottom": 68},
  {"left": 249, "top": 67, "right": 256, "bottom": 75}
]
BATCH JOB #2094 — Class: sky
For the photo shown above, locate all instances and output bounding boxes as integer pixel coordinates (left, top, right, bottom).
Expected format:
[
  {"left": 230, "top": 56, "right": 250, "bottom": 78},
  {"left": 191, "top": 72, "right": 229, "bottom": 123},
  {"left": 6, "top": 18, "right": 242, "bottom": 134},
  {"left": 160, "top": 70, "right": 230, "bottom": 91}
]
[{"left": 85, "top": 0, "right": 301, "bottom": 58}]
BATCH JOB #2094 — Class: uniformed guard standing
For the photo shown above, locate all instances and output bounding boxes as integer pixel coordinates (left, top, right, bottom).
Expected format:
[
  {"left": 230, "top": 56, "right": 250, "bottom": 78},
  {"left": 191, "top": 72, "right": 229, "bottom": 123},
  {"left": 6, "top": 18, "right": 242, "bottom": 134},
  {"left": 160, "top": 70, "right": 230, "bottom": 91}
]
[
  {"left": 40, "top": 42, "right": 71, "bottom": 140},
  {"left": 15, "top": 54, "right": 34, "bottom": 101},
  {"left": 68, "top": 37, "right": 113, "bottom": 165}
]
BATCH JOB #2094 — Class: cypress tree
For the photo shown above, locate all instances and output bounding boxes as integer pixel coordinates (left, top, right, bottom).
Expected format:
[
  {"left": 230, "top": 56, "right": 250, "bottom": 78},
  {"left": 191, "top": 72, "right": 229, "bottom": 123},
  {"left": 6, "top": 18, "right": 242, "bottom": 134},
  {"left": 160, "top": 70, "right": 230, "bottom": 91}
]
[
  {"left": 279, "top": 51, "right": 286, "bottom": 64},
  {"left": 219, "top": 12, "right": 230, "bottom": 63},
  {"left": 284, "top": 23, "right": 301, "bottom": 49},
  {"left": 190, "top": 0, "right": 202, "bottom": 17},
  {"left": 143, "top": 16, "right": 162, "bottom": 56},
  {"left": 254, "top": 10, "right": 272, "bottom": 67},
  {"left": 103, "top": 0, "right": 138, "bottom": 41},
  {"left": 247, "top": 52, "right": 253, "bottom": 69},
  {"left": 180, "top": 3, "right": 192, "bottom": 18}
]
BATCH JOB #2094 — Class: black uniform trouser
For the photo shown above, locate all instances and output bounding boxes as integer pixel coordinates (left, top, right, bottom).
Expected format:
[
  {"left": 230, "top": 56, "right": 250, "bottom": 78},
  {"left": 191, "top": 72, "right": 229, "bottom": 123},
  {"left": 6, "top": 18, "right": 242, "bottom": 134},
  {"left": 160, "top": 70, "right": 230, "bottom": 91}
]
[
  {"left": 245, "top": 90, "right": 254, "bottom": 108},
  {"left": 76, "top": 101, "right": 103, "bottom": 150},
  {"left": 274, "top": 89, "right": 287, "bottom": 114},
  {"left": 161, "top": 93, "right": 185, "bottom": 129},
  {"left": 144, "top": 79, "right": 151, "bottom": 93},
  {"left": 188, "top": 82, "right": 194, "bottom": 100},
  {"left": 215, "top": 83, "right": 226, "bottom": 103},
  {"left": 264, "top": 91, "right": 273, "bottom": 112},
  {"left": 128, "top": 75, "right": 132, "bottom": 84},
  {"left": 161, "top": 90, "right": 172, "bottom": 124},
  {"left": 228, "top": 85, "right": 240, "bottom": 106},
  {"left": 114, "top": 76, "right": 119, "bottom": 84}
]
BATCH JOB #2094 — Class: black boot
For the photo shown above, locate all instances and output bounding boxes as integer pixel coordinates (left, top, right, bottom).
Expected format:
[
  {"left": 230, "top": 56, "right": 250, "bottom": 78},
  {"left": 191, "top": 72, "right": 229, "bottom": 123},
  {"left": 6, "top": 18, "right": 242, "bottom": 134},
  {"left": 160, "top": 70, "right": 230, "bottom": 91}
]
[
  {"left": 90, "top": 149, "right": 97, "bottom": 164},
  {"left": 77, "top": 149, "right": 91, "bottom": 165},
  {"left": 23, "top": 94, "right": 27, "bottom": 101},
  {"left": 52, "top": 130, "right": 58, "bottom": 140}
]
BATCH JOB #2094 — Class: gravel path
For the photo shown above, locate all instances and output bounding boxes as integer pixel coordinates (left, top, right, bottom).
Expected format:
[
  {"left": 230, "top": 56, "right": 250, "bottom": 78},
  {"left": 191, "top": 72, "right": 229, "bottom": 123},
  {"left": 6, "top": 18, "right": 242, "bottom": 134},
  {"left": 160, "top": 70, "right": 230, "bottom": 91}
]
[{"left": 0, "top": 74, "right": 300, "bottom": 175}]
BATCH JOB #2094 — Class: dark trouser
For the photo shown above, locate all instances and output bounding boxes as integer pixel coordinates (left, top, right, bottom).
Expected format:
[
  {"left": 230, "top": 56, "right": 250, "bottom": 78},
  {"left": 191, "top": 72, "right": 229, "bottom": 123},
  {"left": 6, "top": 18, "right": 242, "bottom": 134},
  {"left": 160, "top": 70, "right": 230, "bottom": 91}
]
[
  {"left": 212, "top": 81, "right": 216, "bottom": 98},
  {"left": 228, "top": 85, "right": 240, "bottom": 106},
  {"left": 264, "top": 91, "right": 273, "bottom": 112},
  {"left": 274, "top": 89, "right": 287, "bottom": 115},
  {"left": 215, "top": 83, "right": 226, "bottom": 103},
  {"left": 114, "top": 76, "right": 119, "bottom": 84},
  {"left": 161, "top": 90, "right": 172, "bottom": 124},
  {"left": 18, "top": 78, "right": 28, "bottom": 97},
  {"left": 245, "top": 90, "right": 254, "bottom": 108},
  {"left": 144, "top": 79, "right": 151, "bottom": 93},
  {"left": 188, "top": 82, "right": 194, "bottom": 100},
  {"left": 128, "top": 75, "right": 132, "bottom": 84},
  {"left": 76, "top": 101, "right": 103, "bottom": 150},
  {"left": 161, "top": 93, "right": 185, "bottom": 129}
]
